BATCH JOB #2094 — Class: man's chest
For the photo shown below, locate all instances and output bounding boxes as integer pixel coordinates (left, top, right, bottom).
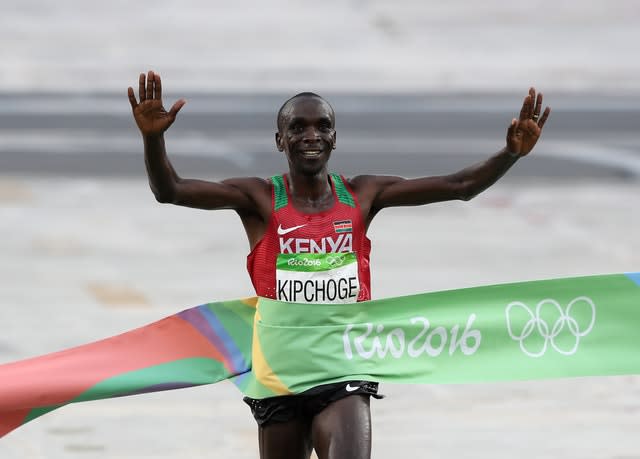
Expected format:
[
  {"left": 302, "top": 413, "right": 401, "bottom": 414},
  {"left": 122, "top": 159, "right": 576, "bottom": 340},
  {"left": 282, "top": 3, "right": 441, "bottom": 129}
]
[
  {"left": 271, "top": 213, "right": 360, "bottom": 303},
  {"left": 274, "top": 215, "right": 355, "bottom": 254}
]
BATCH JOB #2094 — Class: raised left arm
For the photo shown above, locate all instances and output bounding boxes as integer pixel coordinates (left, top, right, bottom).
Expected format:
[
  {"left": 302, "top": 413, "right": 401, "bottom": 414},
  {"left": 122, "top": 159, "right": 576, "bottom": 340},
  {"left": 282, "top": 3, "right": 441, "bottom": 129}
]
[{"left": 352, "top": 88, "right": 551, "bottom": 222}]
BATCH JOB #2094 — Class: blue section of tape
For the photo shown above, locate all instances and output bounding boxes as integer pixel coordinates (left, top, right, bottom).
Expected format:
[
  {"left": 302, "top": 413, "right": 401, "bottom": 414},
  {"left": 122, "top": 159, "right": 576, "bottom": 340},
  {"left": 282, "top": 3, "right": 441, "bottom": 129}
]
[{"left": 624, "top": 272, "right": 640, "bottom": 286}]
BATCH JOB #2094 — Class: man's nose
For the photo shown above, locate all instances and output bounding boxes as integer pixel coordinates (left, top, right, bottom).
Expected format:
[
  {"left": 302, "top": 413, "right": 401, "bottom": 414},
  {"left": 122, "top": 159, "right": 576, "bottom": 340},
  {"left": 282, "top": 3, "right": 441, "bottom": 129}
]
[{"left": 302, "top": 126, "right": 320, "bottom": 142}]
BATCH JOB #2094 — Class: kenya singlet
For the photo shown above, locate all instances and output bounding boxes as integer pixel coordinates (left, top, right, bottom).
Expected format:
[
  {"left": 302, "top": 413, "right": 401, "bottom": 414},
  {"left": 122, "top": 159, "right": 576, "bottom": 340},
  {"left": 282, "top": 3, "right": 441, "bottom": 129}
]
[{"left": 247, "top": 173, "right": 371, "bottom": 303}]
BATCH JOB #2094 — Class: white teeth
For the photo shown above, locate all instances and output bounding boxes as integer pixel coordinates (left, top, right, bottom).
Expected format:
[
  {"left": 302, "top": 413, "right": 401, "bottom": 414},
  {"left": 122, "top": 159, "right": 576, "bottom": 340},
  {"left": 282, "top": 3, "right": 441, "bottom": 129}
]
[{"left": 301, "top": 151, "right": 320, "bottom": 157}]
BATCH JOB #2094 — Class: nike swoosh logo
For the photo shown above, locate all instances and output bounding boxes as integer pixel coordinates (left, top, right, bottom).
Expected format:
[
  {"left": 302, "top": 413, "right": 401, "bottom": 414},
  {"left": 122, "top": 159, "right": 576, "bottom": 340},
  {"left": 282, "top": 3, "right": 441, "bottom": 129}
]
[
  {"left": 345, "top": 383, "right": 360, "bottom": 392},
  {"left": 277, "top": 223, "right": 307, "bottom": 235}
]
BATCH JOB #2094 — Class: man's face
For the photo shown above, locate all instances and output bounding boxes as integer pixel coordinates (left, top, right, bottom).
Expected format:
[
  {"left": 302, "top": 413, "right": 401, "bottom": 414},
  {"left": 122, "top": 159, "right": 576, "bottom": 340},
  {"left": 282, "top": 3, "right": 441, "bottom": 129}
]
[{"left": 276, "top": 96, "right": 336, "bottom": 176}]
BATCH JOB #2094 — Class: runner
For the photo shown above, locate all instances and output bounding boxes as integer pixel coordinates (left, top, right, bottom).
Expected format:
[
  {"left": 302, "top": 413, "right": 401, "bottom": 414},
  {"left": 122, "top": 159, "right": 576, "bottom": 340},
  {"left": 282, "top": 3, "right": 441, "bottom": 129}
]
[{"left": 127, "top": 71, "right": 550, "bottom": 459}]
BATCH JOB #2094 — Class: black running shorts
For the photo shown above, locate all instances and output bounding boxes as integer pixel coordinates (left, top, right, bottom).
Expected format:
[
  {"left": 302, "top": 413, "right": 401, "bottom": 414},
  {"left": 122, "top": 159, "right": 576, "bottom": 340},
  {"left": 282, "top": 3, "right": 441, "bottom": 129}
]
[{"left": 243, "top": 380, "right": 383, "bottom": 426}]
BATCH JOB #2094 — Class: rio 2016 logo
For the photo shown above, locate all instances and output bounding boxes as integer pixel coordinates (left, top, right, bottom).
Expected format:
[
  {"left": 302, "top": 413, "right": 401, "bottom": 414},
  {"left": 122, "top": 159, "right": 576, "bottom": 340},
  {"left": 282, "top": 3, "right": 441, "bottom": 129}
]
[{"left": 505, "top": 297, "right": 596, "bottom": 358}]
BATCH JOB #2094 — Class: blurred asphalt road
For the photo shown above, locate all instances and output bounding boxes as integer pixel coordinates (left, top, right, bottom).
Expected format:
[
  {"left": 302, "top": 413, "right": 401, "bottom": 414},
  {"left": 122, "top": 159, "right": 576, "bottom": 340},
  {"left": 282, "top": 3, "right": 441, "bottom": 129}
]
[
  {"left": 1, "top": 92, "right": 639, "bottom": 458},
  {"left": 2, "top": 1, "right": 639, "bottom": 93},
  {"left": 1, "top": 92, "right": 639, "bottom": 180},
  {"left": 0, "top": 176, "right": 638, "bottom": 458},
  {"left": 1, "top": 0, "right": 639, "bottom": 456},
  {"left": 1, "top": 90, "right": 639, "bottom": 459}
]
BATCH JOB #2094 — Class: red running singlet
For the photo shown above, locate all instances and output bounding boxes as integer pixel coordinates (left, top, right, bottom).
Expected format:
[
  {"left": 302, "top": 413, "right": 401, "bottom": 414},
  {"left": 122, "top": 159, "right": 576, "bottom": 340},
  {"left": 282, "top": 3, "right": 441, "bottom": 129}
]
[{"left": 247, "top": 173, "right": 371, "bottom": 303}]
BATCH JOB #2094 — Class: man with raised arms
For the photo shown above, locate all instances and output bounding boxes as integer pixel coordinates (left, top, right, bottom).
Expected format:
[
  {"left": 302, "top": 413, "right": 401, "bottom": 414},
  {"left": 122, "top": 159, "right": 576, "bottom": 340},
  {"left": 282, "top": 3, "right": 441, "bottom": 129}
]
[{"left": 128, "top": 71, "right": 550, "bottom": 459}]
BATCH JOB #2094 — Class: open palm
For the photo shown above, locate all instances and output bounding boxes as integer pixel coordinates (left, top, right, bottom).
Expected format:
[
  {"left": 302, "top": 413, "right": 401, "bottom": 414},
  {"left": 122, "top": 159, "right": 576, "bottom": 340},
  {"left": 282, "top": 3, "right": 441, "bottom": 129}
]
[
  {"left": 507, "top": 87, "right": 551, "bottom": 156},
  {"left": 128, "top": 71, "right": 185, "bottom": 137}
]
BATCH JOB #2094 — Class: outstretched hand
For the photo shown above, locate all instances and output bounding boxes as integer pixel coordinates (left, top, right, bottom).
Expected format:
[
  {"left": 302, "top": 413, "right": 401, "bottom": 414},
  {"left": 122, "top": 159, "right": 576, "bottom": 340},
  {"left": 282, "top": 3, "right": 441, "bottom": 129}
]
[
  {"left": 506, "top": 87, "right": 551, "bottom": 156},
  {"left": 127, "top": 71, "right": 186, "bottom": 137}
]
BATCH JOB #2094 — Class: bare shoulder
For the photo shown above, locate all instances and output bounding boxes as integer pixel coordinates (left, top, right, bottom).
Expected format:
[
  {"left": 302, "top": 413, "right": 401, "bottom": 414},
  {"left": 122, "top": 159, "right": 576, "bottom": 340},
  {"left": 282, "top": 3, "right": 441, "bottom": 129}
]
[
  {"left": 219, "top": 176, "right": 272, "bottom": 218},
  {"left": 347, "top": 174, "right": 405, "bottom": 196},
  {"left": 348, "top": 174, "right": 404, "bottom": 187},
  {"left": 219, "top": 176, "right": 272, "bottom": 211},
  {"left": 221, "top": 176, "right": 271, "bottom": 195},
  {"left": 346, "top": 174, "right": 405, "bottom": 216}
]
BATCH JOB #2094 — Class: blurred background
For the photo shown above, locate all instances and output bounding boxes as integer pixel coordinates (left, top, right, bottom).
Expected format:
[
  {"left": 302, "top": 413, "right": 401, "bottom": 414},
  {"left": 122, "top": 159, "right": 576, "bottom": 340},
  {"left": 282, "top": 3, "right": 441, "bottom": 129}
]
[{"left": 1, "top": 1, "right": 639, "bottom": 458}]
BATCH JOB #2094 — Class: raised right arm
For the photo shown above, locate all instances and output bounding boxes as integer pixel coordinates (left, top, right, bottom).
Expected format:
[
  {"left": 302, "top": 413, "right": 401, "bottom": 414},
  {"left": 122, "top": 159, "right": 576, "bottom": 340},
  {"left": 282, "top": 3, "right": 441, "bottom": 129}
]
[{"left": 128, "top": 71, "right": 269, "bottom": 212}]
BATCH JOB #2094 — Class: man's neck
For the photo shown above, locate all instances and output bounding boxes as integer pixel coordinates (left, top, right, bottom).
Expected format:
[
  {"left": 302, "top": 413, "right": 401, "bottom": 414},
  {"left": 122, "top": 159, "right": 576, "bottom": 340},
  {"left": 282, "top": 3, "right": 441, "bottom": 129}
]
[{"left": 287, "top": 170, "right": 332, "bottom": 205}]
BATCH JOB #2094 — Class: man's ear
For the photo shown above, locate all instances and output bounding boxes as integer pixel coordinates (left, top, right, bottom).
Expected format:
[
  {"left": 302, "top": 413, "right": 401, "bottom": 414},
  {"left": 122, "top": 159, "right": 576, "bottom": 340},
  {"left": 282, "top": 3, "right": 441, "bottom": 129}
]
[
  {"left": 332, "top": 131, "right": 337, "bottom": 149},
  {"left": 275, "top": 132, "right": 284, "bottom": 151}
]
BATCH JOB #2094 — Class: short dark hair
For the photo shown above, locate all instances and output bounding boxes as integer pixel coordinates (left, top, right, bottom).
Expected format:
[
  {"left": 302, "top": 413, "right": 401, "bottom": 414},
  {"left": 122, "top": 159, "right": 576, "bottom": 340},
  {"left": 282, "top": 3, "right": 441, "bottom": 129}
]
[{"left": 277, "top": 92, "right": 332, "bottom": 131}]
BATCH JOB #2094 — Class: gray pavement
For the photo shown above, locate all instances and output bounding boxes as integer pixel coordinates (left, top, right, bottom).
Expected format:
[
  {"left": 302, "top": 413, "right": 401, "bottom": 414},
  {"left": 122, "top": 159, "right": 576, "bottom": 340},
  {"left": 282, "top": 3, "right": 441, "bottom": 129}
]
[
  {"left": 2, "top": 1, "right": 639, "bottom": 93},
  {"left": 2, "top": 1, "right": 640, "bottom": 454},
  {"left": 0, "top": 176, "right": 638, "bottom": 458},
  {"left": 2, "top": 93, "right": 640, "bottom": 180}
]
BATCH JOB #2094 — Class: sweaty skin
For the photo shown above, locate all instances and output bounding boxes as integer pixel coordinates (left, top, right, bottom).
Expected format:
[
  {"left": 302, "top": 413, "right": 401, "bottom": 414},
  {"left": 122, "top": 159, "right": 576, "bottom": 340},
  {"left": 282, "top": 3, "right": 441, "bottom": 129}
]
[{"left": 128, "top": 71, "right": 550, "bottom": 459}]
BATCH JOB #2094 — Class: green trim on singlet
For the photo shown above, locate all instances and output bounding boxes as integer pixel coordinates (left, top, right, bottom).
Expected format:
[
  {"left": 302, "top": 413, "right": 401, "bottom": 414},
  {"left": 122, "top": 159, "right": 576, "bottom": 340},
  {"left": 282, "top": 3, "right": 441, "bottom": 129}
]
[
  {"left": 330, "top": 174, "right": 356, "bottom": 208},
  {"left": 271, "top": 175, "right": 288, "bottom": 211},
  {"left": 272, "top": 174, "right": 355, "bottom": 210}
]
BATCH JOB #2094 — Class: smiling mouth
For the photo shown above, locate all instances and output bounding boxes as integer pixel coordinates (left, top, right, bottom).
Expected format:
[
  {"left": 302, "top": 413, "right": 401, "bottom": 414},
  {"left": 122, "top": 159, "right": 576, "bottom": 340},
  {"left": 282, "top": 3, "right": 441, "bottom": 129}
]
[{"left": 300, "top": 150, "right": 322, "bottom": 158}]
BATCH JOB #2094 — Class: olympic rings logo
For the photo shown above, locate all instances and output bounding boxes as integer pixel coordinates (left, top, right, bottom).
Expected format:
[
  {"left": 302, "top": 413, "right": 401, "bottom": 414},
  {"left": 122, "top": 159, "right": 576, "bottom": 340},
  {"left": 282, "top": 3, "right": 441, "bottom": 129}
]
[
  {"left": 505, "top": 296, "right": 596, "bottom": 358},
  {"left": 326, "top": 255, "right": 345, "bottom": 267}
]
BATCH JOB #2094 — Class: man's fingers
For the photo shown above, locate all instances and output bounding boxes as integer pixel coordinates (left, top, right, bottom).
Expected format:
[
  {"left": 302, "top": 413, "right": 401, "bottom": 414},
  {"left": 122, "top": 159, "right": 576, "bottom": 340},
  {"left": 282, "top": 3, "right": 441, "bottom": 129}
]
[
  {"left": 155, "top": 73, "right": 162, "bottom": 100},
  {"left": 168, "top": 99, "right": 187, "bottom": 119},
  {"left": 533, "top": 92, "right": 543, "bottom": 118},
  {"left": 138, "top": 73, "right": 146, "bottom": 102},
  {"left": 519, "top": 95, "right": 532, "bottom": 120},
  {"left": 528, "top": 87, "right": 537, "bottom": 117},
  {"left": 146, "top": 70, "right": 154, "bottom": 101},
  {"left": 538, "top": 106, "right": 551, "bottom": 129},
  {"left": 127, "top": 87, "right": 138, "bottom": 110}
]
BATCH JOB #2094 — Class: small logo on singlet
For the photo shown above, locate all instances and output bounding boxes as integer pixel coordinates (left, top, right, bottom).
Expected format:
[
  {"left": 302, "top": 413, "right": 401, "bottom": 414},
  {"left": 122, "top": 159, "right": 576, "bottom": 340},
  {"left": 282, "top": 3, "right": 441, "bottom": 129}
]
[
  {"left": 277, "top": 223, "right": 307, "bottom": 236},
  {"left": 333, "top": 220, "right": 352, "bottom": 233}
]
